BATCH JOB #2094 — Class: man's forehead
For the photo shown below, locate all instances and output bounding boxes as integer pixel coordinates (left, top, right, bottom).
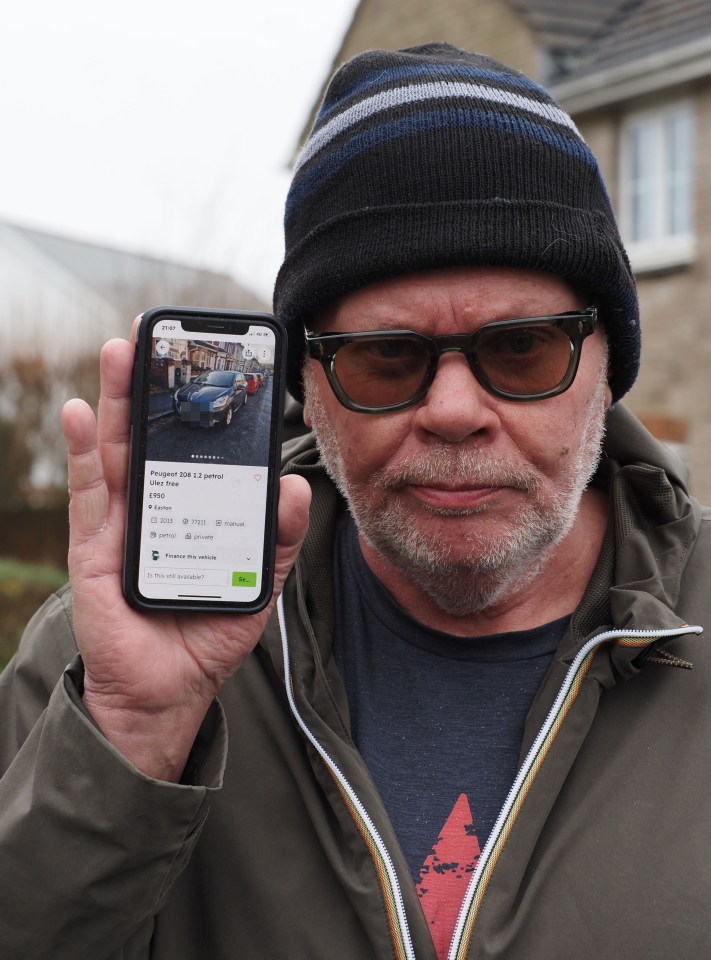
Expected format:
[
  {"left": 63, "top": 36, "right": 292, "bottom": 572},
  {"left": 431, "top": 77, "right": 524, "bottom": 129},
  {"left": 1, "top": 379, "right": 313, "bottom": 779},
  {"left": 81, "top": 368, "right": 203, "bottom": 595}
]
[{"left": 310, "top": 267, "right": 585, "bottom": 331}]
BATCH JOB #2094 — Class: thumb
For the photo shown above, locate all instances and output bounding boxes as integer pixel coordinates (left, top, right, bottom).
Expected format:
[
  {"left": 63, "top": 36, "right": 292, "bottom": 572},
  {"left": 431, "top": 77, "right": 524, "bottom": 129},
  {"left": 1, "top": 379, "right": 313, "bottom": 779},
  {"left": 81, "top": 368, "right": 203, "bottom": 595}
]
[{"left": 271, "top": 473, "right": 312, "bottom": 592}]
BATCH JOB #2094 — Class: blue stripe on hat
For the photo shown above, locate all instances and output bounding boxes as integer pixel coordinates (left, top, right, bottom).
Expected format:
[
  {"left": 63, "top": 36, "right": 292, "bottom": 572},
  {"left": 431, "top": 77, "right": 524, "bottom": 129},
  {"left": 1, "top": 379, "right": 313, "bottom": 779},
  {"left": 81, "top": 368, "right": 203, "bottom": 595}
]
[
  {"left": 315, "top": 64, "right": 551, "bottom": 126},
  {"left": 286, "top": 108, "right": 599, "bottom": 226}
]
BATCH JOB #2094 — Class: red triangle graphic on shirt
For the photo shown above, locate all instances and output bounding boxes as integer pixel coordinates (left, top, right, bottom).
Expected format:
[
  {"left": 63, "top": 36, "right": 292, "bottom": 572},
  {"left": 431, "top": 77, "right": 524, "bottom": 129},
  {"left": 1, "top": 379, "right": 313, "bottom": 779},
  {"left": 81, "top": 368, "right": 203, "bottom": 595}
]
[{"left": 416, "top": 793, "right": 481, "bottom": 960}]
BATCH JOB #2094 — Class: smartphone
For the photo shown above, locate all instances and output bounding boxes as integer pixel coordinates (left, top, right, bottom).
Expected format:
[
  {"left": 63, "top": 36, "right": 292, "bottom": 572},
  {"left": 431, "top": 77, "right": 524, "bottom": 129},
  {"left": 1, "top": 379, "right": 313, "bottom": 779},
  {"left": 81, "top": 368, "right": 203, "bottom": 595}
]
[{"left": 123, "top": 306, "right": 286, "bottom": 613}]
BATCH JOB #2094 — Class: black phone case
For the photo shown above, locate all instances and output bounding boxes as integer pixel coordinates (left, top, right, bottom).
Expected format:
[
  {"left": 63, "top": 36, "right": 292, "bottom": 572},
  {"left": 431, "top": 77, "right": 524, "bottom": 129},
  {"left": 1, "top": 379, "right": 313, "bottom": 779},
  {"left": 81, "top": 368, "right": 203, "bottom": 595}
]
[{"left": 123, "top": 305, "right": 286, "bottom": 613}]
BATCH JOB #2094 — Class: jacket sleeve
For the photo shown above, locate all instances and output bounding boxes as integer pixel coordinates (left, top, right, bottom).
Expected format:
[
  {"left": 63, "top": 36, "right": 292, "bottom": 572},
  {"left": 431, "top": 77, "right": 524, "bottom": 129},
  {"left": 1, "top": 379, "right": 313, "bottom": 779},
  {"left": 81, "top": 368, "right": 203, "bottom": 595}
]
[{"left": 0, "top": 585, "right": 228, "bottom": 960}]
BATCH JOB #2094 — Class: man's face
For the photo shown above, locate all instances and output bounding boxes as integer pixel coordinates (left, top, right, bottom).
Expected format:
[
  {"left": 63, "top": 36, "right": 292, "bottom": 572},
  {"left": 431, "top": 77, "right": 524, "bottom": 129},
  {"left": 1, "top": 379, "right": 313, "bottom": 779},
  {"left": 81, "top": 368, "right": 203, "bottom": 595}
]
[{"left": 302, "top": 266, "right": 611, "bottom": 617}]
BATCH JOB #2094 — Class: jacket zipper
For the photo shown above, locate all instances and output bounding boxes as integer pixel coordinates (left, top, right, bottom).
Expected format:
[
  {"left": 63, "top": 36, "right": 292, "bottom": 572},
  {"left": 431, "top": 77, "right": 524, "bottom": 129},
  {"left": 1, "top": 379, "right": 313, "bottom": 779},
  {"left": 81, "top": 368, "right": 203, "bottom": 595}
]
[
  {"left": 277, "top": 597, "right": 701, "bottom": 960},
  {"left": 446, "top": 623, "right": 702, "bottom": 960},
  {"left": 277, "top": 595, "right": 417, "bottom": 960}
]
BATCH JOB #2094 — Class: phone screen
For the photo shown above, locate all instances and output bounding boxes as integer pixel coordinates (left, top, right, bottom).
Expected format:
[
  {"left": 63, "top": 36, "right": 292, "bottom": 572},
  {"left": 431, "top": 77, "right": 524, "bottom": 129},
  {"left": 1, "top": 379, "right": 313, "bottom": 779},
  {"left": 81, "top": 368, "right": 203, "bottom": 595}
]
[{"left": 125, "top": 309, "right": 284, "bottom": 611}]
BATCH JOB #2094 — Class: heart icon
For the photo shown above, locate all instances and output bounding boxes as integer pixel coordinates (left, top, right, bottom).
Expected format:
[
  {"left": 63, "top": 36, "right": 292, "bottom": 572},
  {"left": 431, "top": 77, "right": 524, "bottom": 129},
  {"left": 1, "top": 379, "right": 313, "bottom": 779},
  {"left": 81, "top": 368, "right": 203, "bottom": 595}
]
[{"left": 254, "top": 474, "right": 262, "bottom": 481}]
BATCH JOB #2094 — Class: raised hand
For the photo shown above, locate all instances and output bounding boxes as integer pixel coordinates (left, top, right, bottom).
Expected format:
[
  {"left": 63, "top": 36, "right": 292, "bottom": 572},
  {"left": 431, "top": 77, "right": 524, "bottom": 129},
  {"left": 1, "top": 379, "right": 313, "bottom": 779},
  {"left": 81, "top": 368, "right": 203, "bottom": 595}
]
[{"left": 62, "top": 332, "right": 311, "bottom": 782}]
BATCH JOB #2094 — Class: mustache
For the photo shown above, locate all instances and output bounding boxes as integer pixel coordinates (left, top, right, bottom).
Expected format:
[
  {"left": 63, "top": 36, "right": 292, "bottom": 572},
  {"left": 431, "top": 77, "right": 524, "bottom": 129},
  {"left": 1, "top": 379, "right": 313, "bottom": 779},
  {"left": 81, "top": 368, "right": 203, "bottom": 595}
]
[{"left": 373, "top": 449, "right": 541, "bottom": 492}]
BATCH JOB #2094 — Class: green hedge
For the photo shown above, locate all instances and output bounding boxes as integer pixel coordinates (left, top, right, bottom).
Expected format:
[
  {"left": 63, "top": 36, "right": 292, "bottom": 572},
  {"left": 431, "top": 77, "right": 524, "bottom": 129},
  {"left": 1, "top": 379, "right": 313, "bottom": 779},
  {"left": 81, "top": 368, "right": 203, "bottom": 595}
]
[{"left": 0, "top": 558, "right": 67, "bottom": 670}]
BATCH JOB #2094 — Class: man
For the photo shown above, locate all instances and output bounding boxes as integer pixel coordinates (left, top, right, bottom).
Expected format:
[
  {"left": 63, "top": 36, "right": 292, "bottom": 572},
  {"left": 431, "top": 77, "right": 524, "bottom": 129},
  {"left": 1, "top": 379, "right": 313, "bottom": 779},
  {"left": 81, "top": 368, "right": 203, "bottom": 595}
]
[{"left": 1, "top": 43, "right": 709, "bottom": 960}]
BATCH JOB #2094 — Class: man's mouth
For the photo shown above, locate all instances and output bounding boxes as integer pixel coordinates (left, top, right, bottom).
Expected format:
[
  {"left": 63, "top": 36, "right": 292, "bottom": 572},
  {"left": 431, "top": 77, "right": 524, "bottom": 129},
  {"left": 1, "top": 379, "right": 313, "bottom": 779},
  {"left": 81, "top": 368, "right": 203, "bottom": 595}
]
[
  {"left": 372, "top": 449, "right": 540, "bottom": 518},
  {"left": 403, "top": 483, "right": 502, "bottom": 511}
]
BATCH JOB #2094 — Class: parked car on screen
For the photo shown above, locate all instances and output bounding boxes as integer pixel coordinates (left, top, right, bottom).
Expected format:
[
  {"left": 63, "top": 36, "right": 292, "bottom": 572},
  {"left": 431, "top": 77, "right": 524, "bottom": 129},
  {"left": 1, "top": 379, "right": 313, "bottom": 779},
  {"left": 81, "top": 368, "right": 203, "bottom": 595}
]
[
  {"left": 244, "top": 373, "right": 262, "bottom": 394},
  {"left": 173, "top": 370, "right": 248, "bottom": 427}
]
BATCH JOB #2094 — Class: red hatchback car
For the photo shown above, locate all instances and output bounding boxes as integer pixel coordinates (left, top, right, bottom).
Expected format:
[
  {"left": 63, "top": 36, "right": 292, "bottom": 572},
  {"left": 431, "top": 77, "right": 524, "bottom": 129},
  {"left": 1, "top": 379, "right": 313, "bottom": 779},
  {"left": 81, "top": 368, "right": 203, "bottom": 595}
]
[{"left": 244, "top": 373, "right": 262, "bottom": 394}]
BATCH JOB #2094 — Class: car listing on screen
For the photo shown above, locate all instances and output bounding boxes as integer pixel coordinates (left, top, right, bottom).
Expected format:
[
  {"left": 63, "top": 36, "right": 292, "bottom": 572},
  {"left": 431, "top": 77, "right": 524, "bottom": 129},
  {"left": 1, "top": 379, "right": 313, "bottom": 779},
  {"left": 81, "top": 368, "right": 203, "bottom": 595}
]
[{"left": 137, "top": 318, "right": 277, "bottom": 604}]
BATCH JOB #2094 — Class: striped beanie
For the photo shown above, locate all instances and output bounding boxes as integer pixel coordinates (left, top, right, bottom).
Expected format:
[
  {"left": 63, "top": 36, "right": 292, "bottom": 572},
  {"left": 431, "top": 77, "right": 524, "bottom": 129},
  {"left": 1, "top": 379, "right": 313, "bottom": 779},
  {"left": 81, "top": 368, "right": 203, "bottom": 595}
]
[{"left": 274, "top": 42, "right": 639, "bottom": 402}]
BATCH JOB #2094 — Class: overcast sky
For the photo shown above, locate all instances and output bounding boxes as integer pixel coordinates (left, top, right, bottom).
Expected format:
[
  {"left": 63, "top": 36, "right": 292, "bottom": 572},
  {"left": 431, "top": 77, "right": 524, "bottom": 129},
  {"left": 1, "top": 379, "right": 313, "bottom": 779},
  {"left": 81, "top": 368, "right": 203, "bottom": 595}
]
[{"left": 0, "top": 0, "right": 358, "bottom": 301}]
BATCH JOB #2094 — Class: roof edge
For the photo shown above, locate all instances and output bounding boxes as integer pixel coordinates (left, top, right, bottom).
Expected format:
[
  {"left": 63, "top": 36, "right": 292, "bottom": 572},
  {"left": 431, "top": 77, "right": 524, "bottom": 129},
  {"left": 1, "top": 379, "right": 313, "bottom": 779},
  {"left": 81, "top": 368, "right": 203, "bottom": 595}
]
[{"left": 551, "top": 33, "right": 711, "bottom": 113}]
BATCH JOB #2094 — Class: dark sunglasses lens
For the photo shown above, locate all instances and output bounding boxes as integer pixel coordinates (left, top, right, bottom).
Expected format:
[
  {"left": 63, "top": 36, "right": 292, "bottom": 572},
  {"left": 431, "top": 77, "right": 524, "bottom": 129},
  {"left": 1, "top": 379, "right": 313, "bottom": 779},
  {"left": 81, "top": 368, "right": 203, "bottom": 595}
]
[
  {"left": 333, "top": 337, "right": 429, "bottom": 408},
  {"left": 474, "top": 324, "right": 574, "bottom": 396}
]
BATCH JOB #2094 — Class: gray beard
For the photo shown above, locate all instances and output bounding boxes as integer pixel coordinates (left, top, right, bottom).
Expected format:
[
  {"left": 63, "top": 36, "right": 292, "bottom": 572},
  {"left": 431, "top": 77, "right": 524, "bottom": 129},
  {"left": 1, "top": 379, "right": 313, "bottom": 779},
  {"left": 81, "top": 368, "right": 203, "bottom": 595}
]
[{"left": 303, "top": 367, "right": 608, "bottom": 617}]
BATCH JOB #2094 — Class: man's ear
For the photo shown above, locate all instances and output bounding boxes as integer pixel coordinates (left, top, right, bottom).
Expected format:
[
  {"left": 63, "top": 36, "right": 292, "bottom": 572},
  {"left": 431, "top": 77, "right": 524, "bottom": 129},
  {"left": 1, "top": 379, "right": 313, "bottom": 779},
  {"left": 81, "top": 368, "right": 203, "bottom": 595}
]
[
  {"left": 301, "top": 364, "right": 314, "bottom": 427},
  {"left": 600, "top": 328, "right": 613, "bottom": 409}
]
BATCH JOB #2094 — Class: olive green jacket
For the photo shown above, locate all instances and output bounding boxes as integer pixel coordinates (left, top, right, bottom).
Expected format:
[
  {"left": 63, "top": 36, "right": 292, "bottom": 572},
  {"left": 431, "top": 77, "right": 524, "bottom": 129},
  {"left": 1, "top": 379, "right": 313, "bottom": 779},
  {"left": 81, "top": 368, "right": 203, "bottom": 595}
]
[{"left": 0, "top": 404, "right": 709, "bottom": 959}]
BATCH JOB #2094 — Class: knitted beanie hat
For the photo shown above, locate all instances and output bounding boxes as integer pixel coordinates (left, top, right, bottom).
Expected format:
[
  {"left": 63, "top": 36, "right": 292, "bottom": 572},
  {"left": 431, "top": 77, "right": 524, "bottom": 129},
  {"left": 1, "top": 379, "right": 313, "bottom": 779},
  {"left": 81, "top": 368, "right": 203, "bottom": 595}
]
[{"left": 274, "top": 42, "right": 639, "bottom": 402}]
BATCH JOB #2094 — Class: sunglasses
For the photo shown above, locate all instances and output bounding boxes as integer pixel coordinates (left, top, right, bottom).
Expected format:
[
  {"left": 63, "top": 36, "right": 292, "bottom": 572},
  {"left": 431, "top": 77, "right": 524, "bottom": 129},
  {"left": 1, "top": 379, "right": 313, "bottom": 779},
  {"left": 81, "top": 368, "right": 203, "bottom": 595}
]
[{"left": 306, "top": 307, "right": 597, "bottom": 413}]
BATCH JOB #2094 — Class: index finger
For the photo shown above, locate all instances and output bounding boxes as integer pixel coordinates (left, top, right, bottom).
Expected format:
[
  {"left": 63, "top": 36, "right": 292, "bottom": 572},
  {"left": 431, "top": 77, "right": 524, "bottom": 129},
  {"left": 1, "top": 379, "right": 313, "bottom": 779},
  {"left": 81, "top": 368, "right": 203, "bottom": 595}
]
[{"left": 96, "top": 336, "right": 135, "bottom": 495}]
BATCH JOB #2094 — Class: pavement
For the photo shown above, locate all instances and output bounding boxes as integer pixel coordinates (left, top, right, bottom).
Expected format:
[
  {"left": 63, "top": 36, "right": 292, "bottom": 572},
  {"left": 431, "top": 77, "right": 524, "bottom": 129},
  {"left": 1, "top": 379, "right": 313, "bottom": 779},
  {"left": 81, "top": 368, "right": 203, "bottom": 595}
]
[{"left": 148, "top": 389, "right": 175, "bottom": 421}]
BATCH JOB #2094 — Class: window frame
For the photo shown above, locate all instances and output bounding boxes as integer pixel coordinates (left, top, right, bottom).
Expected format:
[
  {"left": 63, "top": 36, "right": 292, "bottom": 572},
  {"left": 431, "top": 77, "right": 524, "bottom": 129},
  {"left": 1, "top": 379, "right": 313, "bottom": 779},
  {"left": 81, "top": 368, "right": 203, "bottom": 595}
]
[{"left": 619, "top": 99, "right": 696, "bottom": 272}]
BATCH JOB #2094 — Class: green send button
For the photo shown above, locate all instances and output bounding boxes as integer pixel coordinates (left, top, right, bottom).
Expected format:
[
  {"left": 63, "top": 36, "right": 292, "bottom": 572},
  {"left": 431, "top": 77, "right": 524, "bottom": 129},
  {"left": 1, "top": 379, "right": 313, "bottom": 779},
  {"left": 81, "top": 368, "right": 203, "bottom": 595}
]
[{"left": 232, "top": 571, "right": 257, "bottom": 587}]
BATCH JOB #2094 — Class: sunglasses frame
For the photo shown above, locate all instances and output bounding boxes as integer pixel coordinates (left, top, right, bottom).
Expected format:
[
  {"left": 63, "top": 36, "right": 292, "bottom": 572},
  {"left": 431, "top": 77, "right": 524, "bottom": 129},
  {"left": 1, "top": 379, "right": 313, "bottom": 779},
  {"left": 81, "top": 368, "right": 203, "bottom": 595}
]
[{"left": 305, "top": 308, "right": 598, "bottom": 413}]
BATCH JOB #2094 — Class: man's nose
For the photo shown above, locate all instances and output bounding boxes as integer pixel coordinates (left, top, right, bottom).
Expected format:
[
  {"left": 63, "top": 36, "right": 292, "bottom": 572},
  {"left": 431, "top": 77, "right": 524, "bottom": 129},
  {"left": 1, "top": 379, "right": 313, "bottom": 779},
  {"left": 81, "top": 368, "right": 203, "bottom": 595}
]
[{"left": 412, "top": 352, "right": 501, "bottom": 442}]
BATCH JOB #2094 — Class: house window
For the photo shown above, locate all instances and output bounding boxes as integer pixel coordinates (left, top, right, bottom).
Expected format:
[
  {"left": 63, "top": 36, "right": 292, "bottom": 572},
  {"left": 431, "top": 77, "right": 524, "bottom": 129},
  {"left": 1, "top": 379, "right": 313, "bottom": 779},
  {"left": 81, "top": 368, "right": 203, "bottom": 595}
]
[{"left": 621, "top": 102, "right": 694, "bottom": 271}]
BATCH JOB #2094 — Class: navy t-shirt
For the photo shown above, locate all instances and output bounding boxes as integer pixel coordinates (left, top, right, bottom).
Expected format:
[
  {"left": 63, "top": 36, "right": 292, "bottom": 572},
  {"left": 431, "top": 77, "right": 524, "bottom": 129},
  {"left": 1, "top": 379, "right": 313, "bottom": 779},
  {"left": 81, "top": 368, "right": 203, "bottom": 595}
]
[{"left": 332, "top": 515, "right": 568, "bottom": 957}]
